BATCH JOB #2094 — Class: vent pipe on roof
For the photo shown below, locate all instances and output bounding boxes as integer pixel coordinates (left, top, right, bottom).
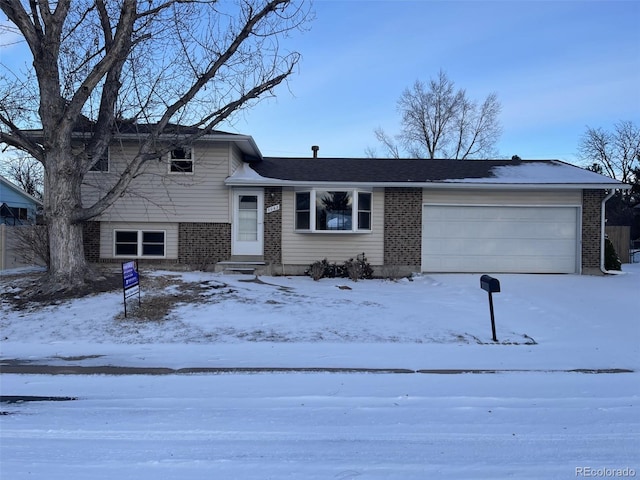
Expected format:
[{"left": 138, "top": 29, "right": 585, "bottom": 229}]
[{"left": 311, "top": 145, "right": 319, "bottom": 158}]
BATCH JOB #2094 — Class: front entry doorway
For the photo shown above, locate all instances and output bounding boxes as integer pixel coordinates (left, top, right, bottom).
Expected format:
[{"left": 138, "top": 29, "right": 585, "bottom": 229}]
[{"left": 232, "top": 189, "right": 264, "bottom": 256}]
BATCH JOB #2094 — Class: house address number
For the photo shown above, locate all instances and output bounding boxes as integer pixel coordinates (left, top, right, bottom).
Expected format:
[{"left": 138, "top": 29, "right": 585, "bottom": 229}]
[{"left": 266, "top": 204, "right": 280, "bottom": 214}]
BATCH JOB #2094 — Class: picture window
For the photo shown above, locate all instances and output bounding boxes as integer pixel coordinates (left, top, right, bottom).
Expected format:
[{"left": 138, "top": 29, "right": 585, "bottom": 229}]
[{"left": 295, "top": 190, "right": 372, "bottom": 232}]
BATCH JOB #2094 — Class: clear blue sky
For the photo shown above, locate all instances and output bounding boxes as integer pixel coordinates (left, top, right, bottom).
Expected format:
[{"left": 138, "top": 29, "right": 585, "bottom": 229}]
[
  {"left": 230, "top": 0, "right": 640, "bottom": 162},
  {"left": 1, "top": 0, "right": 638, "bottom": 164}
]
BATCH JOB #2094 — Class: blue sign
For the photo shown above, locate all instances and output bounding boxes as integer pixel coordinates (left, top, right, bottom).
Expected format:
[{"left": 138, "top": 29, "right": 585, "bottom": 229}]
[
  {"left": 123, "top": 261, "right": 139, "bottom": 290},
  {"left": 122, "top": 261, "right": 141, "bottom": 317}
]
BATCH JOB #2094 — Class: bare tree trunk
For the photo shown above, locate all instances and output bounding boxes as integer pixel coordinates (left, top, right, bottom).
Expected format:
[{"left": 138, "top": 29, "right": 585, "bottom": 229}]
[
  {"left": 42, "top": 150, "right": 94, "bottom": 289},
  {"left": 47, "top": 216, "right": 89, "bottom": 287}
]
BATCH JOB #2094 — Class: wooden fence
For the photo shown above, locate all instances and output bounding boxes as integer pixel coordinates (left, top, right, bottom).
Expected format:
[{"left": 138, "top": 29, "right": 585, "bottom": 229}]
[
  {"left": 605, "top": 225, "right": 630, "bottom": 264},
  {"left": 0, "top": 224, "right": 46, "bottom": 271}
]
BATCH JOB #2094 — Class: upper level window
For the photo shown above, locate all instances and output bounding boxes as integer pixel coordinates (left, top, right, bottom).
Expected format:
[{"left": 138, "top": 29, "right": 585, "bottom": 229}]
[
  {"left": 295, "top": 190, "right": 372, "bottom": 232},
  {"left": 169, "top": 147, "right": 193, "bottom": 173},
  {"left": 89, "top": 148, "right": 109, "bottom": 172}
]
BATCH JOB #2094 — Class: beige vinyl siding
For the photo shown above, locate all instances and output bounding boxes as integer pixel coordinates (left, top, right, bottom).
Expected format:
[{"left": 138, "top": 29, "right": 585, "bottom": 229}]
[
  {"left": 228, "top": 145, "right": 247, "bottom": 222},
  {"left": 83, "top": 141, "right": 233, "bottom": 223},
  {"left": 230, "top": 144, "right": 245, "bottom": 174},
  {"left": 281, "top": 188, "right": 384, "bottom": 265},
  {"left": 423, "top": 189, "right": 581, "bottom": 206},
  {"left": 100, "top": 222, "right": 178, "bottom": 259}
]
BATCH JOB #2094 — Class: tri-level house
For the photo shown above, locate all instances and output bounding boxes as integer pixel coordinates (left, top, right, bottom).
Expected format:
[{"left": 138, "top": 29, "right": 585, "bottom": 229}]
[{"left": 81, "top": 126, "right": 629, "bottom": 275}]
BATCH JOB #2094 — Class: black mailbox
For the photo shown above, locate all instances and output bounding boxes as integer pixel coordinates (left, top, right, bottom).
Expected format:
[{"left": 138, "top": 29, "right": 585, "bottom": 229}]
[
  {"left": 480, "top": 275, "right": 500, "bottom": 342},
  {"left": 480, "top": 275, "right": 500, "bottom": 293}
]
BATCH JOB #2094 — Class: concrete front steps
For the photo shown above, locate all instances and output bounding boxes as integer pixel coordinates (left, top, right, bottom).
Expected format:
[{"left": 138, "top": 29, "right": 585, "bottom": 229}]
[{"left": 215, "top": 256, "right": 269, "bottom": 275}]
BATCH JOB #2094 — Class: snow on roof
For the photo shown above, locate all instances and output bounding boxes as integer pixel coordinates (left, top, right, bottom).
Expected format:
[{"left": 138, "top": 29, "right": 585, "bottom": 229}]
[
  {"left": 446, "top": 160, "right": 625, "bottom": 185},
  {"left": 226, "top": 158, "right": 629, "bottom": 189}
]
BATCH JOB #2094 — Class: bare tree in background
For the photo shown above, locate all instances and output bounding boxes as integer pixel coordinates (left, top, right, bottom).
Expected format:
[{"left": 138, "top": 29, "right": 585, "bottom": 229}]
[
  {"left": 1, "top": 153, "right": 44, "bottom": 200},
  {"left": 580, "top": 121, "right": 640, "bottom": 243},
  {"left": 0, "top": 0, "right": 311, "bottom": 290},
  {"left": 578, "top": 120, "right": 639, "bottom": 184},
  {"left": 369, "top": 70, "right": 502, "bottom": 159}
]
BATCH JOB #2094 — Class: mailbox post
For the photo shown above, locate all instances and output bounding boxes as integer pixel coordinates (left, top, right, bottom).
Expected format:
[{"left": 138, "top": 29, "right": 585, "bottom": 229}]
[{"left": 480, "top": 275, "right": 500, "bottom": 342}]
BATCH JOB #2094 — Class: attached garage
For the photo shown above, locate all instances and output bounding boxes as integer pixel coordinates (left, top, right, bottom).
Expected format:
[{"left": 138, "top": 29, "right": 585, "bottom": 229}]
[
  {"left": 422, "top": 205, "right": 580, "bottom": 273},
  {"left": 230, "top": 157, "right": 629, "bottom": 275}
]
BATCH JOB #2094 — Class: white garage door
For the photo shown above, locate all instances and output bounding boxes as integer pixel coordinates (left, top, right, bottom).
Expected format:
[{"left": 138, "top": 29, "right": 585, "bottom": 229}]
[{"left": 422, "top": 205, "right": 579, "bottom": 273}]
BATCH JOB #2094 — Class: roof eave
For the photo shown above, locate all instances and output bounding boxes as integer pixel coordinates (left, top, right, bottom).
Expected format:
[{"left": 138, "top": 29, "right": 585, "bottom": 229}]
[
  {"left": 25, "top": 130, "right": 263, "bottom": 159},
  {"left": 104, "top": 132, "right": 263, "bottom": 159},
  {"left": 225, "top": 178, "right": 630, "bottom": 190}
]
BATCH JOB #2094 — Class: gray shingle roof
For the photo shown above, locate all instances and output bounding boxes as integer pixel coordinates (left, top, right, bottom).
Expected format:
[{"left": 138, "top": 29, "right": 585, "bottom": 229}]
[
  {"left": 254, "top": 157, "right": 512, "bottom": 182},
  {"left": 241, "top": 157, "right": 626, "bottom": 187}
]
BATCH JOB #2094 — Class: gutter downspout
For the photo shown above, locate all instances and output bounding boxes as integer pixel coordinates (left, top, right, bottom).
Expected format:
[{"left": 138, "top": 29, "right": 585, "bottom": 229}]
[{"left": 600, "top": 189, "right": 616, "bottom": 274}]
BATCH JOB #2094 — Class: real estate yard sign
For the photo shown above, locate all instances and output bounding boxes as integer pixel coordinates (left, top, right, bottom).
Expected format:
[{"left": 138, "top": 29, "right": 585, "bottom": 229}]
[{"left": 122, "top": 261, "right": 140, "bottom": 317}]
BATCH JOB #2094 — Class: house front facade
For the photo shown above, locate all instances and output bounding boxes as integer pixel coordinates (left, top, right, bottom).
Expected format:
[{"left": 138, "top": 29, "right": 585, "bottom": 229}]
[{"left": 81, "top": 129, "right": 629, "bottom": 276}]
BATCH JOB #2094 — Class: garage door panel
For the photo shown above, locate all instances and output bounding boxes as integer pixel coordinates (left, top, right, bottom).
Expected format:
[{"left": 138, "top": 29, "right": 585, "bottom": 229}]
[
  {"left": 426, "top": 221, "right": 575, "bottom": 240},
  {"left": 422, "top": 205, "right": 579, "bottom": 273},
  {"left": 424, "top": 237, "right": 575, "bottom": 256}
]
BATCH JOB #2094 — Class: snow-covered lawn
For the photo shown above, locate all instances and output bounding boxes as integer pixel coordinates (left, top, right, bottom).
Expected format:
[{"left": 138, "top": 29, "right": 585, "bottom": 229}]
[{"left": 1, "top": 265, "right": 639, "bottom": 479}]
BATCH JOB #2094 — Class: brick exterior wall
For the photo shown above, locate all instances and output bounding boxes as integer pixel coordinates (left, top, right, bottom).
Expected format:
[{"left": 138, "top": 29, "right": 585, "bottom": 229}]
[
  {"left": 263, "top": 187, "right": 282, "bottom": 264},
  {"left": 178, "top": 222, "right": 230, "bottom": 266},
  {"left": 384, "top": 188, "right": 422, "bottom": 267},
  {"left": 582, "top": 189, "right": 606, "bottom": 273},
  {"left": 83, "top": 221, "right": 100, "bottom": 262}
]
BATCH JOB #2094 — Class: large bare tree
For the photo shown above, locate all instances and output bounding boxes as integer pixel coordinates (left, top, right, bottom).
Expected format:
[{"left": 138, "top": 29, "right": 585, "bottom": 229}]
[
  {"left": 370, "top": 70, "right": 502, "bottom": 159},
  {"left": 0, "top": 0, "right": 311, "bottom": 289},
  {"left": 578, "top": 120, "right": 639, "bottom": 184}
]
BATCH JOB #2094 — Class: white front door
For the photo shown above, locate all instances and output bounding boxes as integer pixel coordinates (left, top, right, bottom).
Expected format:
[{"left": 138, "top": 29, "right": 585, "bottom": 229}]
[{"left": 232, "top": 189, "right": 264, "bottom": 256}]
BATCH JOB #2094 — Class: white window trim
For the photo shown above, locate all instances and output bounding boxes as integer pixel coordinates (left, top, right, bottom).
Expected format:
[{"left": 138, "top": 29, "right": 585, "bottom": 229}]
[
  {"left": 113, "top": 230, "right": 167, "bottom": 258},
  {"left": 295, "top": 189, "right": 372, "bottom": 233},
  {"left": 168, "top": 146, "right": 194, "bottom": 174}
]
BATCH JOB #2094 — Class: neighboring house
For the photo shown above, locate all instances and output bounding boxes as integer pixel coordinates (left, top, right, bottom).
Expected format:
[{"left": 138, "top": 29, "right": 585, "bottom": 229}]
[
  {"left": 0, "top": 175, "right": 43, "bottom": 270},
  {"left": 79, "top": 127, "right": 629, "bottom": 275},
  {"left": 0, "top": 175, "right": 41, "bottom": 225}
]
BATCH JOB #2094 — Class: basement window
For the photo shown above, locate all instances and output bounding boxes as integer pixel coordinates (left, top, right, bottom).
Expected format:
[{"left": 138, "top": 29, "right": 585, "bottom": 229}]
[
  {"left": 295, "top": 190, "right": 372, "bottom": 232},
  {"left": 115, "top": 230, "right": 166, "bottom": 257}
]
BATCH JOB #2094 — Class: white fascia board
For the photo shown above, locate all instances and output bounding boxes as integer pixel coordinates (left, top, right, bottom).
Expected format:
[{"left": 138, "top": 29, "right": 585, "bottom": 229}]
[
  {"left": 421, "top": 182, "right": 631, "bottom": 190},
  {"left": 202, "top": 134, "right": 262, "bottom": 158},
  {"left": 71, "top": 132, "right": 263, "bottom": 159},
  {"left": 224, "top": 177, "right": 630, "bottom": 190}
]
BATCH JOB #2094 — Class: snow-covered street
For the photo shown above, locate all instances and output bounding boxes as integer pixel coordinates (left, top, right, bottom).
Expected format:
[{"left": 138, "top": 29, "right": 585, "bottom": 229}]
[{"left": 2, "top": 371, "right": 637, "bottom": 479}]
